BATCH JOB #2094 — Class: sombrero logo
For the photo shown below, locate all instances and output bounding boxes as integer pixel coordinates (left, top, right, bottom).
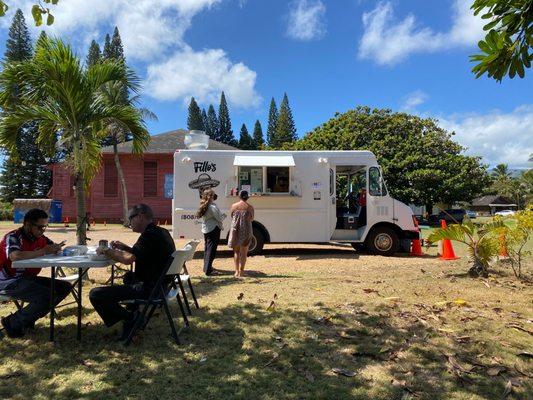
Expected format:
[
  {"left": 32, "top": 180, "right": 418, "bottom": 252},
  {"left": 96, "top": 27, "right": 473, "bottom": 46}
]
[{"left": 188, "top": 173, "right": 220, "bottom": 194}]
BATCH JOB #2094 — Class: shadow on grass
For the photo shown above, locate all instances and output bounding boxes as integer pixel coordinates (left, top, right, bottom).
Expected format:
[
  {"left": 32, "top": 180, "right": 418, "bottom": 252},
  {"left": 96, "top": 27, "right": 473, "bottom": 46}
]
[{"left": 1, "top": 300, "right": 524, "bottom": 400}]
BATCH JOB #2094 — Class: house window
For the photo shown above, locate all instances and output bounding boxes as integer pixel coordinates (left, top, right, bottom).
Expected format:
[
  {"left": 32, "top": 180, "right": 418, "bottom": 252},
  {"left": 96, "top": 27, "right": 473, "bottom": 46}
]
[
  {"left": 104, "top": 160, "right": 118, "bottom": 197},
  {"left": 143, "top": 161, "right": 157, "bottom": 197},
  {"left": 266, "top": 167, "right": 289, "bottom": 193}
]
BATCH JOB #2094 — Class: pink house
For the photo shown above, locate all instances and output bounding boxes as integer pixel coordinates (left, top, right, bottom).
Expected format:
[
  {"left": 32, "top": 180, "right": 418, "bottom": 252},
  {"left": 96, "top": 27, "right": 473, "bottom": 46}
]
[{"left": 48, "top": 129, "right": 235, "bottom": 223}]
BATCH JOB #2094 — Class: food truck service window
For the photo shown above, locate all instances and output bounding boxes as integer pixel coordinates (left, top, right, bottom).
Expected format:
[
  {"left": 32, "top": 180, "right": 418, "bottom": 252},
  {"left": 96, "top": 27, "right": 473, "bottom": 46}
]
[
  {"left": 266, "top": 167, "right": 290, "bottom": 193},
  {"left": 238, "top": 166, "right": 263, "bottom": 193}
]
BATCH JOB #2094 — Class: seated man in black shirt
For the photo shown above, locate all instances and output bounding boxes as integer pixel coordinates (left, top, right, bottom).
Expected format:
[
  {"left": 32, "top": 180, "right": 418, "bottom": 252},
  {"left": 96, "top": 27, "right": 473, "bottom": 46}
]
[{"left": 89, "top": 204, "right": 176, "bottom": 340}]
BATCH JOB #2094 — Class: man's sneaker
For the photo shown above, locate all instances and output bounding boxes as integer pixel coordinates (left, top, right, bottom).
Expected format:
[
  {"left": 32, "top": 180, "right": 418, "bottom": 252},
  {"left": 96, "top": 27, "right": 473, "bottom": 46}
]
[{"left": 1, "top": 316, "right": 25, "bottom": 338}]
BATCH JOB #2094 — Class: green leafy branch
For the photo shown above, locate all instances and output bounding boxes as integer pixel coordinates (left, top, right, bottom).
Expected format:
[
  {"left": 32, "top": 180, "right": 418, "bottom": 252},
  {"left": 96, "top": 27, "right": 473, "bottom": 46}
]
[
  {"left": 0, "top": 0, "right": 58, "bottom": 26},
  {"left": 470, "top": 0, "right": 533, "bottom": 81}
]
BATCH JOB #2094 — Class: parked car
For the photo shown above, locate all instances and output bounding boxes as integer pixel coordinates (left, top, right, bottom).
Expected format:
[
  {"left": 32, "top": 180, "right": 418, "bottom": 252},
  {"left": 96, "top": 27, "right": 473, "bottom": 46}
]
[
  {"left": 465, "top": 210, "right": 477, "bottom": 219},
  {"left": 495, "top": 209, "right": 516, "bottom": 216},
  {"left": 428, "top": 209, "right": 466, "bottom": 226}
]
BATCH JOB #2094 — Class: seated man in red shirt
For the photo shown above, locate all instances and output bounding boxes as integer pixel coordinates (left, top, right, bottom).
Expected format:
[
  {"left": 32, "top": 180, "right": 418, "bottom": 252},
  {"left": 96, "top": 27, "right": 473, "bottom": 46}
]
[{"left": 0, "top": 209, "right": 70, "bottom": 338}]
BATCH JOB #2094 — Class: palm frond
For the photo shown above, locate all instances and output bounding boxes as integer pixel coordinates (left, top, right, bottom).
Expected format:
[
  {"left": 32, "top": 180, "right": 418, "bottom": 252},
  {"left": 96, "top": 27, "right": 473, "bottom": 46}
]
[{"left": 427, "top": 225, "right": 467, "bottom": 244}]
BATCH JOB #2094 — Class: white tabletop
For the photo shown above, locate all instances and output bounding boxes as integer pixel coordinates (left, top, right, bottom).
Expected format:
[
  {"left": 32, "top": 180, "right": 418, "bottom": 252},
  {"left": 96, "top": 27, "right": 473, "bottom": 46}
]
[{"left": 12, "top": 255, "right": 113, "bottom": 269}]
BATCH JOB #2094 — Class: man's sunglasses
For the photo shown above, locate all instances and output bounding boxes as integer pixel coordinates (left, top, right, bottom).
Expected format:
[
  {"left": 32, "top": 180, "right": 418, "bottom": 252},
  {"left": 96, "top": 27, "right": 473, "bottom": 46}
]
[
  {"left": 31, "top": 223, "right": 48, "bottom": 231},
  {"left": 128, "top": 213, "right": 142, "bottom": 222}
]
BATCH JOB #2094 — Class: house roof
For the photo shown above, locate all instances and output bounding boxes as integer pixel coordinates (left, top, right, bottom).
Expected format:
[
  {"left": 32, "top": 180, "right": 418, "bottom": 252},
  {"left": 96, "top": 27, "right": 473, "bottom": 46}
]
[
  {"left": 101, "top": 129, "right": 237, "bottom": 154},
  {"left": 472, "top": 195, "right": 514, "bottom": 206}
]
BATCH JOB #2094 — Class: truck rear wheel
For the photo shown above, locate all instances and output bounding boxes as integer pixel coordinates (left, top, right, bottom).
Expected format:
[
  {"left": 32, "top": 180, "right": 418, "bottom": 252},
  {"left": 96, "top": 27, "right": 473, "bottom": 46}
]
[
  {"left": 248, "top": 226, "right": 265, "bottom": 256},
  {"left": 365, "top": 226, "right": 399, "bottom": 256}
]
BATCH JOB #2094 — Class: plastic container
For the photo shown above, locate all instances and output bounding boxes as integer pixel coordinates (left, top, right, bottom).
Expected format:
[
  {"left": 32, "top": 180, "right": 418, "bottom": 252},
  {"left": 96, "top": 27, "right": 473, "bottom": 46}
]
[{"left": 184, "top": 130, "right": 209, "bottom": 149}]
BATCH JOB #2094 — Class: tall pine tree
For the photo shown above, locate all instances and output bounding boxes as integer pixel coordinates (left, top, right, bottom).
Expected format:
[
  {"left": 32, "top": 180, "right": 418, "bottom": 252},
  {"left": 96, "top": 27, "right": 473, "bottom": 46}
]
[
  {"left": 0, "top": 10, "right": 52, "bottom": 202},
  {"left": 252, "top": 120, "right": 264, "bottom": 149},
  {"left": 187, "top": 97, "right": 204, "bottom": 130},
  {"left": 238, "top": 124, "right": 254, "bottom": 150},
  {"left": 206, "top": 104, "right": 218, "bottom": 140},
  {"left": 272, "top": 93, "right": 297, "bottom": 148},
  {"left": 217, "top": 91, "right": 237, "bottom": 146},
  {"left": 201, "top": 108, "right": 209, "bottom": 135},
  {"left": 267, "top": 97, "right": 278, "bottom": 147},
  {"left": 102, "top": 33, "right": 112, "bottom": 60},
  {"left": 85, "top": 39, "right": 101, "bottom": 67}
]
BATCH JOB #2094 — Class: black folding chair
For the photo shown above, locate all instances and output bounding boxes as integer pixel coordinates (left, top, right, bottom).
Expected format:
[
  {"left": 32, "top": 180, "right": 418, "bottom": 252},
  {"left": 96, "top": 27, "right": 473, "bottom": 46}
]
[
  {"left": 0, "top": 291, "right": 23, "bottom": 311},
  {"left": 123, "top": 248, "right": 191, "bottom": 346}
]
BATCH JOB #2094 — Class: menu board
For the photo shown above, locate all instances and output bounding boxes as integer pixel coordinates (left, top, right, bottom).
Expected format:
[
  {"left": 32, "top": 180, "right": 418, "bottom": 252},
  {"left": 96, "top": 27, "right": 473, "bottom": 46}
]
[{"left": 250, "top": 168, "right": 263, "bottom": 193}]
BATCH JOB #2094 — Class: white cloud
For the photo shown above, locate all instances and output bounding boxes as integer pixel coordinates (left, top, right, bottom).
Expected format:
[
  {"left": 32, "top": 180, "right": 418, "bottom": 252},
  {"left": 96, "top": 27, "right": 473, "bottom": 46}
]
[
  {"left": 438, "top": 105, "right": 533, "bottom": 168},
  {"left": 2, "top": 0, "right": 222, "bottom": 61},
  {"left": 145, "top": 47, "right": 261, "bottom": 108},
  {"left": 1, "top": 0, "right": 261, "bottom": 109},
  {"left": 401, "top": 90, "right": 428, "bottom": 111},
  {"left": 358, "top": 0, "right": 485, "bottom": 65},
  {"left": 286, "top": 0, "right": 326, "bottom": 41}
]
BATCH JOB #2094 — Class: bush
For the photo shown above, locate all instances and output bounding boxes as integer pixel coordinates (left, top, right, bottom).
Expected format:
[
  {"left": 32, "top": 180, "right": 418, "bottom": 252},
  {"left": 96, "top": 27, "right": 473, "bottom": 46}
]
[{"left": 0, "top": 201, "right": 13, "bottom": 221}]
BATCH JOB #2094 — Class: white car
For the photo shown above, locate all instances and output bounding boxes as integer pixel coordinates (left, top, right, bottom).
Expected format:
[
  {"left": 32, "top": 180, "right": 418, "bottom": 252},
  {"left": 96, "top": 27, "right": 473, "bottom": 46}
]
[{"left": 495, "top": 209, "right": 516, "bottom": 216}]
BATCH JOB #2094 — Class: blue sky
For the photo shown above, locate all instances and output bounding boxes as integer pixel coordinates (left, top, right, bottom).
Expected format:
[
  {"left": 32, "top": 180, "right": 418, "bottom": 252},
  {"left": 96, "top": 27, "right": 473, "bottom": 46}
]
[{"left": 0, "top": 0, "right": 531, "bottom": 167}]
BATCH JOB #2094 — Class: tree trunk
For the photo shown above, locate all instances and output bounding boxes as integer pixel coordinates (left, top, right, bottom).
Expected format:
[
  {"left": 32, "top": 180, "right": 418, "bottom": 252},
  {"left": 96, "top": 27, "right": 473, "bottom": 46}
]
[
  {"left": 75, "top": 174, "right": 87, "bottom": 245},
  {"left": 113, "top": 143, "right": 129, "bottom": 227},
  {"left": 425, "top": 202, "right": 433, "bottom": 216}
]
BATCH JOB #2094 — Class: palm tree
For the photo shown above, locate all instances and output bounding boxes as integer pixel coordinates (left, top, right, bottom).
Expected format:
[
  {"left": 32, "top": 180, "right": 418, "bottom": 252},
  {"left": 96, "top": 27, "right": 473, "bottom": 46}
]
[
  {"left": 100, "top": 81, "right": 156, "bottom": 226},
  {"left": 0, "top": 37, "right": 149, "bottom": 244},
  {"left": 491, "top": 163, "right": 511, "bottom": 180}
]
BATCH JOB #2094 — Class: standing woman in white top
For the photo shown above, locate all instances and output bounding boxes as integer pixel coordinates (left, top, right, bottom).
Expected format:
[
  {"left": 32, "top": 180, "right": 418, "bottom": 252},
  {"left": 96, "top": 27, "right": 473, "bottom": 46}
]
[{"left": 196, "top": 188, "right": 226, "bottom": 276}]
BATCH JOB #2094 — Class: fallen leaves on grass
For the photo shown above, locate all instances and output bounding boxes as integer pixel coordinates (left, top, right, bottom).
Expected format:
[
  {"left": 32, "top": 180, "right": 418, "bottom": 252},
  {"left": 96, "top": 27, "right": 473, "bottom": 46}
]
[
  {"left": 264, "top": 352, "right": 279, "bottom": 366},
  {"left": 501, "top": 380, "right": 512, "bottom": 399},
  {"left": 363, "top": 288, "right": 379, "bottom": 295},
  {"left": 486, "top": 366, "right": 507, "bottom": 376},
  {"left": 78, "top": 359, "right": 93, "bottom": 368},
  {"left": 331, "top": 367, "right": 356, "bottom": 377},
  {"left": 506, "top": 323, "right": 533, "bottom": 336}
]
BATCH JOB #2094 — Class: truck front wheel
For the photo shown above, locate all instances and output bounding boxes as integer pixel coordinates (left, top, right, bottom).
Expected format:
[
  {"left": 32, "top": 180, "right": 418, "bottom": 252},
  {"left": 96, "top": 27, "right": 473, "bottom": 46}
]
[
  {"left": 248, "top": 226, "right": 265, "bottom": 256},
  {"left": 365, "top": 227, "right": 399, "bottom": 256}
]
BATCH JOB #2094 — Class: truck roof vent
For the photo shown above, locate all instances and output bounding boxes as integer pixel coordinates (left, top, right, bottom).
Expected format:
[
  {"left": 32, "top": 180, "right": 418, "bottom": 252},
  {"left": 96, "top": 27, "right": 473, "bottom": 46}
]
[{"left": 184, "top": 130, "right": 209, "bottom": 150}]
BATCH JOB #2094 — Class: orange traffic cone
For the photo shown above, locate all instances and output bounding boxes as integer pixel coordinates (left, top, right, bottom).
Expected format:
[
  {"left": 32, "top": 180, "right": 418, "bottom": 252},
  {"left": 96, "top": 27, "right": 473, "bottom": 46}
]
[
  {"left": 499, "top": 234, "right": 509, "bottom": 258},
  {"left": 410, "top": 218, "right": 424, "bottom": 256},
  {"left": 63, "top": 216, "right": 69, "bottom": 227},
  {"left": 440, "top": 219, "right": 459, "bottom": 261}
]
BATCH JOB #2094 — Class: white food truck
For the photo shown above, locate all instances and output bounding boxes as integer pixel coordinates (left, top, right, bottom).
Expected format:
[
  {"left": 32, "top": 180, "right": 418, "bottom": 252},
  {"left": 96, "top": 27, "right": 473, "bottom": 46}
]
[{"left": 172, "top": 148, "right": 419, "bottom": 256}]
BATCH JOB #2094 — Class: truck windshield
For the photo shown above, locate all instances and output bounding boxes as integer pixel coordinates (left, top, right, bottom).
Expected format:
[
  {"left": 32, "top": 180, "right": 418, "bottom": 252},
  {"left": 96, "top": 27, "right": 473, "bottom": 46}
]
[{"left": 369, "top": 167, "right": 387, "bottom": 196}]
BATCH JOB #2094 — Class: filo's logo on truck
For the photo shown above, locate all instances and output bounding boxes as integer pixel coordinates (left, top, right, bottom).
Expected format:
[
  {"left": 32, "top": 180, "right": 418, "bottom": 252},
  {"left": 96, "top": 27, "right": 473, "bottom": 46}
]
[{"left": 194, "top": 161, "right": 216, "bottom": 173}]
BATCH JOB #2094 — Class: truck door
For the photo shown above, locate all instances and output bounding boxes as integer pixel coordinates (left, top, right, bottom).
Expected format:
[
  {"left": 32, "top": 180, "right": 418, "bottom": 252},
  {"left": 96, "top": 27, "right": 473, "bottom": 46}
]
[
  {"left": 366, "top": 166, "right": 394, "bottom": 226},
  {"left": 328, "top": 167, "right": 336, "bottom": 237}
]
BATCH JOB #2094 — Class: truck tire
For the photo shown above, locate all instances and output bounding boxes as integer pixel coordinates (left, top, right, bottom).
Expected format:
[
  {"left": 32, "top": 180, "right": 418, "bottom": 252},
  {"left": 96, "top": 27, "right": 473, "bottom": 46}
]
[
  {"left": 351, "top": 242, "right": 365, "bottom": 252},
  {"left": 365, "top": 226, "right": 399, "bottom": 256},
  {"left": 248, "top": 225, "right": 265, "bottom": 256}
]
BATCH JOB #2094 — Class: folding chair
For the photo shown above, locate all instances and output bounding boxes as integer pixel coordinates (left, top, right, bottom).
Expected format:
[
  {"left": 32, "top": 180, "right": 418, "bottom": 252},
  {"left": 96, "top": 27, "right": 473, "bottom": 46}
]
[
  {"left": 0, "top": 291, "right": 23, "bottom": 311},
  {"left": 123, "top": 248, "right": 191, "bottom": 346},
  {"left": 175, "top": 240, "right": 201, "bottom": 315}
]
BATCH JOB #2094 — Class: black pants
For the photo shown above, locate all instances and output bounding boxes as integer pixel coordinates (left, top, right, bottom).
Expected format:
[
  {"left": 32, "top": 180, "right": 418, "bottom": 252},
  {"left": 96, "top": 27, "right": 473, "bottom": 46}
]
[
  {"left": 203, "top": 226, "right": 221, "bottom": 274},
  {"left": 3, "top": 276, "right": 72, "bottom": 332},
  {"left": 89, "top": 272, "right": 149, "bottom": 327}
]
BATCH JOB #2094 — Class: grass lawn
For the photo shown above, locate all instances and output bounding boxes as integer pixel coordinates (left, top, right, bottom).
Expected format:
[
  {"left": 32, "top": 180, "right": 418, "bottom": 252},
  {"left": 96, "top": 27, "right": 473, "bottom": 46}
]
[{"left": 0, "top": 222, "right": 531, "bottom": 400}]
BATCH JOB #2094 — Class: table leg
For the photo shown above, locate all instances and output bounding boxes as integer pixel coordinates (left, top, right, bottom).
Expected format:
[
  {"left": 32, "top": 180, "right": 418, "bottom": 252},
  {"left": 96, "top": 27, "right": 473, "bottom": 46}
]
[
  {"left": 77, "top": 267, "right": 82, "bottom": 341},
  {"left": 50, "top": 266, "right": 55, "bottom": 342}
]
